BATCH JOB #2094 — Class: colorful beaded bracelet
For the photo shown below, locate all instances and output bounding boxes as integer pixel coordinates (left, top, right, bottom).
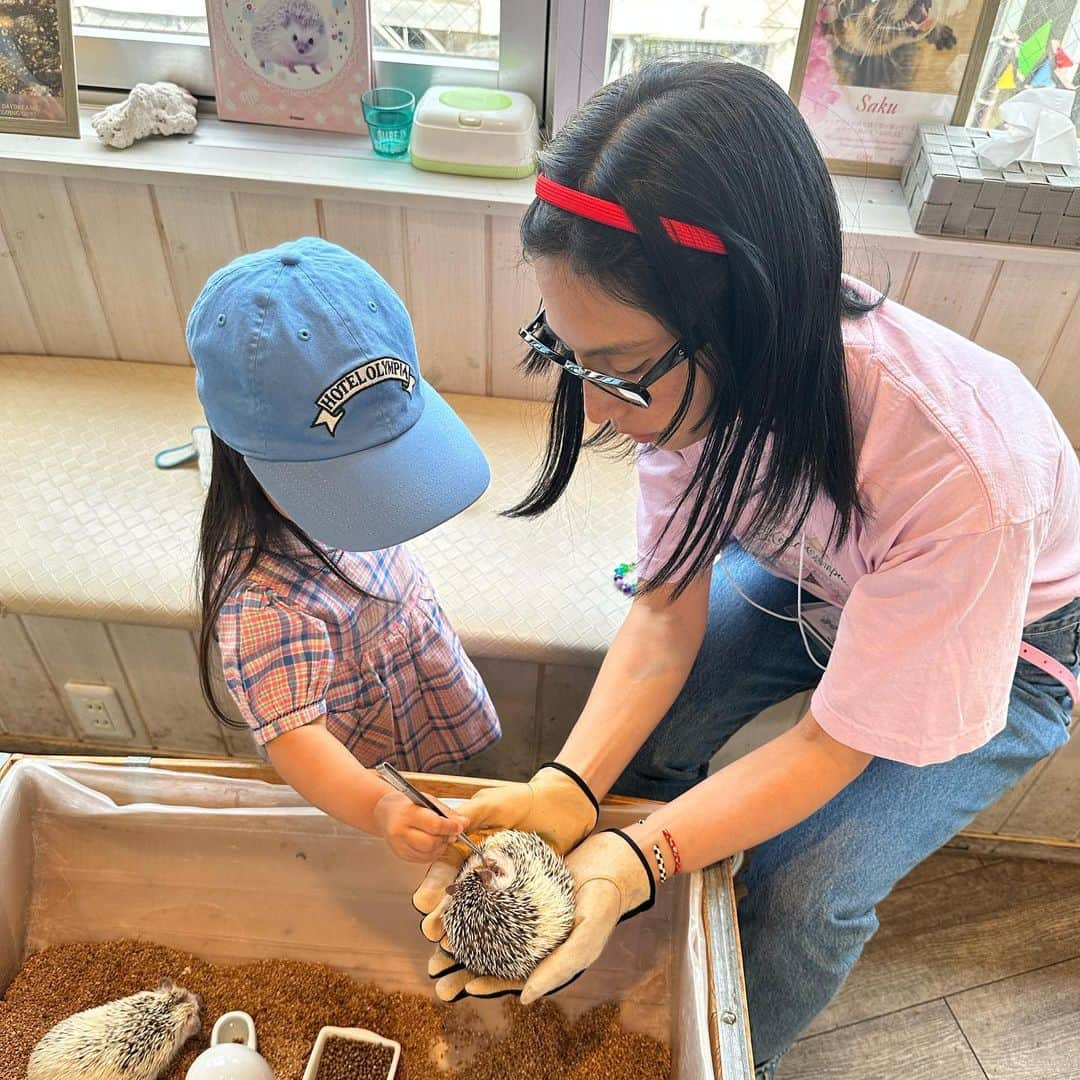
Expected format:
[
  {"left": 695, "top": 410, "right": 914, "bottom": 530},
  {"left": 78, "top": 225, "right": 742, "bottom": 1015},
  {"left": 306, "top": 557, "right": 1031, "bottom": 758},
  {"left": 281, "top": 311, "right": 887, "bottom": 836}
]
[{"left": 614, "top": 561, "right": 639, "bottom": 596}]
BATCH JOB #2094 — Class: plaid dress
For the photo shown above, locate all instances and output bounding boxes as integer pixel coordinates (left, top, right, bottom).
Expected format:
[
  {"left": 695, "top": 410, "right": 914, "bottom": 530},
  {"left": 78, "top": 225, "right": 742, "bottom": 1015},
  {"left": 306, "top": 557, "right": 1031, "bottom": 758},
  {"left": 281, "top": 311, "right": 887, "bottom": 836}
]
[{"left": 217, "top": 542, "right": 499, "bottom": 772}]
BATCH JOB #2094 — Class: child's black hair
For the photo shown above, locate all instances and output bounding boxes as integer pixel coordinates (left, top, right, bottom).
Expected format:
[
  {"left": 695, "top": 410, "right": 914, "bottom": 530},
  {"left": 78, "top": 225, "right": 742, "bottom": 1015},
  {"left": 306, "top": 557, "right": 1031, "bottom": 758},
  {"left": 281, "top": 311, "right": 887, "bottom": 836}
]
[
  {"left": 196, "top": 432, "right": 372, "bottom": 727},
  {"left": 508, "top": 59, "right": 881, "bottom": 594}
]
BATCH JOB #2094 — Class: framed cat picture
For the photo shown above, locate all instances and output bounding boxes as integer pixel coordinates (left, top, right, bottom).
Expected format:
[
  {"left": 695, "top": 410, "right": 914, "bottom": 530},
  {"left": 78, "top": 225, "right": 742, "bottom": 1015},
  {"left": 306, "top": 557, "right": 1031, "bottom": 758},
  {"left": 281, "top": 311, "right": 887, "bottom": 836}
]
[
  {"left": 206, "top": 0, "right": 372, "bottom": 133},
  {"left": 790, "top": 0, "right": 1001, "bottom": 178},
  {"left": 0, "top": 0, "right": 79, "bottom": 137}
]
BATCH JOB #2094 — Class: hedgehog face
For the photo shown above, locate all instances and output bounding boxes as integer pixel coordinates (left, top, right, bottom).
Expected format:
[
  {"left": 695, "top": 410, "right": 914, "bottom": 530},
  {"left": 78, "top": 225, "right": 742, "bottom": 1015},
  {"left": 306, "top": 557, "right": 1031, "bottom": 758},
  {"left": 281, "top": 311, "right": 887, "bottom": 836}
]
[
  {"left": 175, "top": 995, "right": 202, "bottom": 1044},
  {"left": 158, "top": 981, "right": 202, "bottom": 1044},
  {"left": 286, "top": 14, "right": 326, "bottom": 57},
  {"left": 447, "top": 847, "right": 515, "bottom": 895}
]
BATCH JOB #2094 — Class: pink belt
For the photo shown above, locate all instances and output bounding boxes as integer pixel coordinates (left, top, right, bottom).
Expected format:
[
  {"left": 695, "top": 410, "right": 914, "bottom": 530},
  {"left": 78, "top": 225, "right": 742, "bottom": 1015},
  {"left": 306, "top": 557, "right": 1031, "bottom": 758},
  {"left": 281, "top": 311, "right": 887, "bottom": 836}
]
[{"left": 1019, "top": 641, "right": 1080, "bottom": 702}]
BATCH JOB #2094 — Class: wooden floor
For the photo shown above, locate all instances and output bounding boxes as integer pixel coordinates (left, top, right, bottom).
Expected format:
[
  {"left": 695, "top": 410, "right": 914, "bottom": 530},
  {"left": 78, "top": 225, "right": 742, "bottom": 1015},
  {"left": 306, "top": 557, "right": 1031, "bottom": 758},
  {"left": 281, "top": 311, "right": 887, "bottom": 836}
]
[{"left": 776, "top": 852, "right": 1080, "bottom": 1080}]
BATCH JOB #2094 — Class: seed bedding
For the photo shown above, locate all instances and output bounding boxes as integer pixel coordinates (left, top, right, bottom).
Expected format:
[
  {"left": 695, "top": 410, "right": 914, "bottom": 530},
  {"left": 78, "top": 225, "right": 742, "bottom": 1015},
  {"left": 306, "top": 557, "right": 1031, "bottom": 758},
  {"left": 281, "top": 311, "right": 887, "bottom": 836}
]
[{"left": 0, "top": 941, "right": 671, "bottom": 1080}]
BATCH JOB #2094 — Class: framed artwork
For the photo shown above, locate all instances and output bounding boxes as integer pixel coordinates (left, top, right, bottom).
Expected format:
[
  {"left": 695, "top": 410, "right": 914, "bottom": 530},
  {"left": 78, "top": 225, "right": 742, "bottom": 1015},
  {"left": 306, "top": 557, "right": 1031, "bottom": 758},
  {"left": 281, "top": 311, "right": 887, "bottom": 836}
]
[
  {"left": 790, "top": 0, "right": 1001, "bottom": 178},
  {"left": 207, "top": 0, "right": 372, "bottom": 133},
  {"left": 0, "top": 0, "right": 78, "bottom": 137}
]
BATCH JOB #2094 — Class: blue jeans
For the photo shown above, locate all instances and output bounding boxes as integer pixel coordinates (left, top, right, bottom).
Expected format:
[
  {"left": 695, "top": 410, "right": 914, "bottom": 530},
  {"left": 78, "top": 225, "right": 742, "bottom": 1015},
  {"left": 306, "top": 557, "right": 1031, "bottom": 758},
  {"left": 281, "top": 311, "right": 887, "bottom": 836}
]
[{"left": 612, "top": 544, "right": 1079, "bottom": 1077}]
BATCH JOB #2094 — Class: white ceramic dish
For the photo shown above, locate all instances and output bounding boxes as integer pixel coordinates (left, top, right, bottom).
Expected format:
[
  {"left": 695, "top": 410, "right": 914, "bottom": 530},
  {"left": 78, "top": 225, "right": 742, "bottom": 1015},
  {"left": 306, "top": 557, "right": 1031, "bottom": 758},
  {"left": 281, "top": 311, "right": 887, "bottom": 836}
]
[{"left": 302, "top": 1026, "right": 402, "bottom": 1080}]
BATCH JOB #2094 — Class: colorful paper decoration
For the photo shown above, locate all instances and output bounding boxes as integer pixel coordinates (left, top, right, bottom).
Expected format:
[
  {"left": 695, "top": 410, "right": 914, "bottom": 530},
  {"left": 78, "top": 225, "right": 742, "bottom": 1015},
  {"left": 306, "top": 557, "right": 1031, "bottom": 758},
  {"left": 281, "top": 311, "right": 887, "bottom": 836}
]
[
  {"left": 1055, "top": 47, "right": 1073, "bottom": 69},
  {"left": 996, "top": 63, "right": 1017, "bottom": 89},
  {"left": 1029, "top": 57, "right": 1055, "bottom": 87},
  {"left": 1016, "top": 20, "right": 1052, "bottom": 78}
]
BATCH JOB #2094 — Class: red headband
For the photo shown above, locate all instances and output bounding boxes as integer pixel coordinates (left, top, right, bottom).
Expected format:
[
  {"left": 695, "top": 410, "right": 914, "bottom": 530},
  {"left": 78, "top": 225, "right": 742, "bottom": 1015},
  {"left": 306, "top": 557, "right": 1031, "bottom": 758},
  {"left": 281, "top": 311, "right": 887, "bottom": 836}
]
[{"left": 534, "top": 173, "right": 727, "bottom": 255}]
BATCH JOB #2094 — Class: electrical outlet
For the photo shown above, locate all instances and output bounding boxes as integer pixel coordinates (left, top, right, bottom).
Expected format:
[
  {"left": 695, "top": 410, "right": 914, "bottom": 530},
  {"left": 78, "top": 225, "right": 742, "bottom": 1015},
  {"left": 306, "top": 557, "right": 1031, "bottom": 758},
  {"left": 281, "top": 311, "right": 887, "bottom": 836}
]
[{"left": 63, "top": 682, "right": 134, "bottom": 741}]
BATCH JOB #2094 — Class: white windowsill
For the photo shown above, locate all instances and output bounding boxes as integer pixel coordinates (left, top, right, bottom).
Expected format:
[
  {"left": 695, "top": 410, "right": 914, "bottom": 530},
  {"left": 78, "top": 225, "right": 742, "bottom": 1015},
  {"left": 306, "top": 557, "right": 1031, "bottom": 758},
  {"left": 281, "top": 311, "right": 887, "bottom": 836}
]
[
  {"left": 0, "top": 107, "right": 536, "bottom": 216},
  {"left": 1, "top": 106, "right": 1078, "bottom": 265}
]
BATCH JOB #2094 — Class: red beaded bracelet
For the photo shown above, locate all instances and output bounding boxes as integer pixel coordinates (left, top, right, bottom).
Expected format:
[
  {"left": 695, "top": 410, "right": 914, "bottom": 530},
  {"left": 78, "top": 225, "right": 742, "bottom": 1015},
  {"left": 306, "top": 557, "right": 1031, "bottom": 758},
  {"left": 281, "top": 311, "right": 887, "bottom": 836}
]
[{"left": 662, "top": 829, "right": 682, "bottom": 876}]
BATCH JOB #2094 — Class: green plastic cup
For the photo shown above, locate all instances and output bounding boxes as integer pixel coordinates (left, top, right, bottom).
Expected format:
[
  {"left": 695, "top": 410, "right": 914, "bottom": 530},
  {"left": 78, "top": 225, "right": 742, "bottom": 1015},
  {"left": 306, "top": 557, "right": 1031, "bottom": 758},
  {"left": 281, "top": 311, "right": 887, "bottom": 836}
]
[{"left": 361, "top": 87, "right": 416, "bottom": 159}]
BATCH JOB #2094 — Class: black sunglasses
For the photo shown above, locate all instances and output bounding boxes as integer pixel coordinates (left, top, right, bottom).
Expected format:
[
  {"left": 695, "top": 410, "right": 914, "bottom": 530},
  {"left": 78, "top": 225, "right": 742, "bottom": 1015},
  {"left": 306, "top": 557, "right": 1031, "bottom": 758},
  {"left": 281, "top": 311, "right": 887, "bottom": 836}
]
[{"left": 518, "top": 306, "right": 691, "bottom": 408}]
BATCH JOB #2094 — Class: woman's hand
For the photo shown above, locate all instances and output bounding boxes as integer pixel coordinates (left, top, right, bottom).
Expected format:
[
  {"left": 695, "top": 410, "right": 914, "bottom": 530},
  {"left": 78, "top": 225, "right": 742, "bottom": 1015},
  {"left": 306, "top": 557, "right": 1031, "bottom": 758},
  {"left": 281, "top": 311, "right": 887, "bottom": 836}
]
[
  {"left": 373, "top": 790, "right": 469, "bottom": 863},
  {"left": 425, "top": 829, "right": 655, "bottom": 1003},
  {"left": 411, "top": 763, "right": 599, "bottom": 925}
]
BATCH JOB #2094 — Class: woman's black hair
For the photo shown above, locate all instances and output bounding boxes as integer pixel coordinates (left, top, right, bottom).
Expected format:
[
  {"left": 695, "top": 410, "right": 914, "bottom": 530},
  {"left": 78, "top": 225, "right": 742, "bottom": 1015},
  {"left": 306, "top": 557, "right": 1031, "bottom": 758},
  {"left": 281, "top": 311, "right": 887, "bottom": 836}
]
[
  {"left": 508, "top": 59, "right": 881, "bottom": 594},
  {"left": 196, "top": 432, "right": 372, "bottom": 727}
]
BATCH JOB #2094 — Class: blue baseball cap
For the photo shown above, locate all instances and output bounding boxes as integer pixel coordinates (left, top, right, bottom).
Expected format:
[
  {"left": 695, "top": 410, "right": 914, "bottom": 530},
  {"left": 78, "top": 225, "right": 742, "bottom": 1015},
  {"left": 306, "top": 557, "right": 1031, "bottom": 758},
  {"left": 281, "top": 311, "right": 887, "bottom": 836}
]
[{"left": 187, "top": 237, "right": 490, "bottom": 552}]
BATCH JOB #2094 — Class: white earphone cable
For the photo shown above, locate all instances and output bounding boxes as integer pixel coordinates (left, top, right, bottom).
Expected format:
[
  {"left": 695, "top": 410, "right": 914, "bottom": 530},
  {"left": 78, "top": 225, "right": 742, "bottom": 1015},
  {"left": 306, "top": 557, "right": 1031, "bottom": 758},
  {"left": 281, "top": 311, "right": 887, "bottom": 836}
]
[{"left": 717, "top": 531, "right": 829, "bottom": 672}]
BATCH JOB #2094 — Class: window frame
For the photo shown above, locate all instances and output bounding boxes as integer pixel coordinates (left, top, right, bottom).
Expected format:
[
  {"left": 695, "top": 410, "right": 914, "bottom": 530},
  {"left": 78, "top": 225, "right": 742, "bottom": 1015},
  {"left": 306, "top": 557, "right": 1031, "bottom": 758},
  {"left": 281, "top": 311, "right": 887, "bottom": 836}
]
[
  {"left": 75, "top": 0, "right": 550, "bottom": 115},
  {"left": 545, "top": 0, "right": 607, "bottom": 133}
]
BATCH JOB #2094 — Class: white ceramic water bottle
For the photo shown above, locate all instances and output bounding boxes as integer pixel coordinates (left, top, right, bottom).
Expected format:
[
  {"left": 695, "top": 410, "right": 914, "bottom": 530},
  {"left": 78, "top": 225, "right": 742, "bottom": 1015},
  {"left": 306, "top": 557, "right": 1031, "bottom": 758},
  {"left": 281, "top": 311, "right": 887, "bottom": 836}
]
[{"left": 186, "top": 1011, "right": 276, "bottom": 1080}]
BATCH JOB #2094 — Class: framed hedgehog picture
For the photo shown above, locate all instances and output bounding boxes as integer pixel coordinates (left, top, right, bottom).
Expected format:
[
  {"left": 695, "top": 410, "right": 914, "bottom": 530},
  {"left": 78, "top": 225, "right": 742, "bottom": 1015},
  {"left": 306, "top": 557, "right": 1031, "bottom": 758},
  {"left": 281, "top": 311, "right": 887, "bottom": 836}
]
[{"left": 207, "top": 0, "right": 372, "bottom": 133}]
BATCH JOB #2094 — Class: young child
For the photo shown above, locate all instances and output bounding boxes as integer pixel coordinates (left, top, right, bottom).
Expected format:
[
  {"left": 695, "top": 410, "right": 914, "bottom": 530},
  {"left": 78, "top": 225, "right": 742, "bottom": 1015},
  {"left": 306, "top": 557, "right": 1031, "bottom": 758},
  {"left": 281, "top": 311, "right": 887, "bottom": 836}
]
[{"left": 187, "top": 237, "right": 500, "bottom": 863}]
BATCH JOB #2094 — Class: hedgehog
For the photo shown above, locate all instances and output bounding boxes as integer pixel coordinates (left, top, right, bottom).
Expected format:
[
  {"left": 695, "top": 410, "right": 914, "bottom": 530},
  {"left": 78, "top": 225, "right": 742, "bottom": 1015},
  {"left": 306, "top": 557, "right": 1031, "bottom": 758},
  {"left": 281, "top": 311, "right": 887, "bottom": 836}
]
[
  {"left": 441, "top": 829, "right": 576, "bottom": 981},
  {"left": 27, "top": 979, "right": 202, "bottom": 1080},
  {"left": 250, "top": 0, "right": 329, "bottom": 74}
]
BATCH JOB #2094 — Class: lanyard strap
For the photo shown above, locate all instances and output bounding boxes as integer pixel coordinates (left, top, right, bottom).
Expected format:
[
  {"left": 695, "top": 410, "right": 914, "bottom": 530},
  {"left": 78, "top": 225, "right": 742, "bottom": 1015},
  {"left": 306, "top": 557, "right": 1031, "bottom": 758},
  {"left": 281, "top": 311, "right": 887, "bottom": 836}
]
[{"left": 1019, "top": 641, "right": 1080, "bottom": 702}]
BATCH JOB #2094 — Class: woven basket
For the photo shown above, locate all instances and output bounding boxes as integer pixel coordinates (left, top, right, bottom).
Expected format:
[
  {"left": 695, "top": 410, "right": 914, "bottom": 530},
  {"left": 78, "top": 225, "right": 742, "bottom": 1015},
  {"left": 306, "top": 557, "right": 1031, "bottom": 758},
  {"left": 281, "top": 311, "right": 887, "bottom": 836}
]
[{"left": 902, "top": 122, "right": 1080, "bottom": 248}]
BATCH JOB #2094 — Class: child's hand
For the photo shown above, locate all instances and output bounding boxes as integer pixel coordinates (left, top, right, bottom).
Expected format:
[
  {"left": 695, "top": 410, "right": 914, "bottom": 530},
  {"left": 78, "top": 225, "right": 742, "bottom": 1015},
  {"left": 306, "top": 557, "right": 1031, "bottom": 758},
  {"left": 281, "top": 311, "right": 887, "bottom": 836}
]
[{"left": 373, "top": 791, "right": 469, "bottom": 863}]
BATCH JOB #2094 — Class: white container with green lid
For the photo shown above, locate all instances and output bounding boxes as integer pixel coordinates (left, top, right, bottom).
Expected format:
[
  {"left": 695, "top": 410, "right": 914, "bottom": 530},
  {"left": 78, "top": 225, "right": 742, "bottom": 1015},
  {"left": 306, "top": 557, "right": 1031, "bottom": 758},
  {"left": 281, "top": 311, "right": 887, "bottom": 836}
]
[{"left": 410, "top": 85, "right": 539, "bottom": 179}]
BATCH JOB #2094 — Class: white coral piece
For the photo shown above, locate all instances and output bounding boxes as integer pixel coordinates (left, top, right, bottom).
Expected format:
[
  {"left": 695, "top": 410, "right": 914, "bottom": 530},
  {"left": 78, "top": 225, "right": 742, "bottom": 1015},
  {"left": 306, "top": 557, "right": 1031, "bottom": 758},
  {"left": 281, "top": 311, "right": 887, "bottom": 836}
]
[{"left": 91, "top": 82, "right": 198, "bottom": 149}]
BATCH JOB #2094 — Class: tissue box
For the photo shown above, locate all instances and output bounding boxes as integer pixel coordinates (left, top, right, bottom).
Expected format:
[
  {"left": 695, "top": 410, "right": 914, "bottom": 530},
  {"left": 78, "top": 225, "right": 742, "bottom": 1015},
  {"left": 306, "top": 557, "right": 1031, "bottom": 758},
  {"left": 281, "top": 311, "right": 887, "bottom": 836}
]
[
  {"left": 410, "top": 86, "right": 538, "bottom": 179},
  {"left": 902, "top": 123, "right": 1080, "bottom": 248}
]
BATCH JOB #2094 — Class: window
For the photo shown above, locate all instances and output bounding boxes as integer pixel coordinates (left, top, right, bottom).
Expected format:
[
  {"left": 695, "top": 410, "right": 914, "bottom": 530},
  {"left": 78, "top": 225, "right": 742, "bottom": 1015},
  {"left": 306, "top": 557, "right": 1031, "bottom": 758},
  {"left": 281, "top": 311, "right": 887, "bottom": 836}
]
[
  {"left": 605, "top": 0, "right": 806, "bottom": 91},
  {"left": 74, "top": 0, "right": 1080, "bottom": 151},
  {"left": 547, "top": 0, "right": 813, "bottom": 133},
  {"left": 965, "top": 0, "right": 1080, "bottom": 134},
  {"left": 74, "top": 0, "right": 537, "bottom": 106},
  {"left": 372, "top": 0, "right": 498, "bottom": 60},
  {"left": 73, "top": 0, "right": 206, "bottom": 35}
]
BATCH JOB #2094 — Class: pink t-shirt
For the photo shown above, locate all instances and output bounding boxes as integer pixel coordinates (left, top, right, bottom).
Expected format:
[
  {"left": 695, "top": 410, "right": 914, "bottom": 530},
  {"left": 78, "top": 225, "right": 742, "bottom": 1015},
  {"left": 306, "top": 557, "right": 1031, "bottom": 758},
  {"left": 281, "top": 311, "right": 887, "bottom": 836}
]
[{"left": 637, "top": 284, "right": 1080, "bottom": 766}]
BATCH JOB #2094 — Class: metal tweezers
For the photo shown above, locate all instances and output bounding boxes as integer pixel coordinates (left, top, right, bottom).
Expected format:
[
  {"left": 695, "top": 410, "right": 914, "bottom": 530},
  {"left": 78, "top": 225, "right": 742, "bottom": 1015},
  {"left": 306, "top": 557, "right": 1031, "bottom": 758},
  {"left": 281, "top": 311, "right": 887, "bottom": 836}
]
[{"left": 374, "top": 761, "right": 486, "bottom": 859}]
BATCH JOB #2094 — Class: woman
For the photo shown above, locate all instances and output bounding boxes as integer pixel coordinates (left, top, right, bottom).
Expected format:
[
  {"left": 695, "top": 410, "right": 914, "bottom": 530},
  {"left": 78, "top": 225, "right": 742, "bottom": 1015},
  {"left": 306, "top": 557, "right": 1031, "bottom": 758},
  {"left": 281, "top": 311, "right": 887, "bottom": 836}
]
[{"left": 414, "top": 60, "right": 1080, "bottom": 1077}]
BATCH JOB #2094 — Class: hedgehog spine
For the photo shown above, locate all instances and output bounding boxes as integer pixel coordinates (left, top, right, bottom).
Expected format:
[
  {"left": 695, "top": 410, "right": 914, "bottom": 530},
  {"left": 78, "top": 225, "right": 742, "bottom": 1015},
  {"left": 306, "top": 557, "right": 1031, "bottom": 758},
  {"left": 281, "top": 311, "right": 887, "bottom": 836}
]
[
  {"left": 27, "top": 982, "right": 201, "bottom": 1080},
  {"left": 442, "top": 830, "right": 576, "bottom": 981}
]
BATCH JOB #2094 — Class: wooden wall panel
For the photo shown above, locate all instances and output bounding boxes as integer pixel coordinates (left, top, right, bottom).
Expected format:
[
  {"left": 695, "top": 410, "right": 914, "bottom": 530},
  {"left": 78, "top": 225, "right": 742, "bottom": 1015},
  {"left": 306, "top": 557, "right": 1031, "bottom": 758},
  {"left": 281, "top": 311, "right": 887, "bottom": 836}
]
[
  {"left": 902, "top": 252, "right": 1000, "bottom": 337},
  {"left": 0, "top": 220, "right": 43, "bottom": 355},
  {"left": 973, "top": 262, "right": 1080, "bottom": 384},
  {"left": 536, "top": 663, "right": 596, "bottom": 764},
  {"left": 844, "top": 242, "right": 916, "bottom": 302},
  {"left": 199, "top": 633, "right": 259, "bottom": 758},
  {"left": 461, "top": 657, "right": 540, "bottom": 780},
  {"left": 403, "top": 207, "right": 487, "bottom": 394},
  {"left": 1036, "top": 295, "right": 1080, "bottom": 448},
  {"left": 234, "top": 192, "right": 320, "bottom": 251},
  {"left": 20, "top": 615, "right": 152, "bottom": 745},
  {"left": 1, "top": 171, "right": 1077, "bottom": 445},
  {"left": 0, "top": 615, "right": 71, "bottom": 738},
  {"left": 489, "top": 214, "right": 545, "bottom": 400},
  {"left": 155, "top": 185, "right": 244, "bottom": 322},
  {"left": 108, "top": 624, "right": 227, "bottom": 755},
  {"left": 1, "top": 609, "right": 1076, "bottom": 842},
  {"left": 321, "top": 200, "right": 409, "bottom": 302},
  {"left": 65, "top": 179, "right": 189, "bottom": 365},
  {"left": 0, "top": 173, "right": 115, "bottom": 358}
]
